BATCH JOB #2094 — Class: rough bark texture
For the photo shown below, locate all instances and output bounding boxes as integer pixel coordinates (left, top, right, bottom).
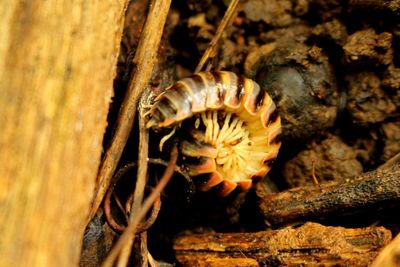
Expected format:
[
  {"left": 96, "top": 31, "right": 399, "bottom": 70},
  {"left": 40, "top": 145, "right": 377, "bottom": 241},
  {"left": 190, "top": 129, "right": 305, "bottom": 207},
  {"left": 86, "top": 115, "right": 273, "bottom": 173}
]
[
  {"left": 258, "top": 164, "right": 400, "bottom": 226},
  {"left": 174, "top": 222, "right": 391, "bottom": 267},
  {"left": 0, "top": 0, "right": 127, "bottom": 266}
]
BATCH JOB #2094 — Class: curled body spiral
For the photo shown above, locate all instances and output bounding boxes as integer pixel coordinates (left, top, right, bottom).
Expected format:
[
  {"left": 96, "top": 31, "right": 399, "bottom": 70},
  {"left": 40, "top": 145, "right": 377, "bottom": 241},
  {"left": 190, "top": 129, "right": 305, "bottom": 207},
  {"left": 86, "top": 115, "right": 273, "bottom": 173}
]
[{"left": 147, "top": 71, "right": 281, "bottom": 196}]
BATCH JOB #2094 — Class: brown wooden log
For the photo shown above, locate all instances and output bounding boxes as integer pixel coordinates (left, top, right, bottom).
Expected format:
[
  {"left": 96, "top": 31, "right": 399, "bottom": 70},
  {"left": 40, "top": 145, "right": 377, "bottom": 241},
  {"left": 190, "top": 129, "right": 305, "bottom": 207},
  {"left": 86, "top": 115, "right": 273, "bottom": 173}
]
[
  {"left": 257, "top": 164, "right": 400, "bottom": 226},
  {"left": 174, "top": 222, "right": 391, "bottom": 267},
  {"left": 349, "top": 0, "right": 400, "bottom": 14},
  {"left": 0, "top": 1, "right": 127, "bottom": 266}
]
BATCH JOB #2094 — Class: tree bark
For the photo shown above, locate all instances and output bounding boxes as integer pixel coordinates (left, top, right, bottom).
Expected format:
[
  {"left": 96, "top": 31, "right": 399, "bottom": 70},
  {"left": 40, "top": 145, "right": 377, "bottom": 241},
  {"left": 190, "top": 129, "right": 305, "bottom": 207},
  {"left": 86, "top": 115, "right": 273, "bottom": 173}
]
[
  {"left": 174, "top": 222, "right": 391, "bottom": 267},
  {"left": 0, "top": 0, "right": 127, "bottom": 266},
  {"left": 257, "top": 164, "right": 400, "bottom": 227}
]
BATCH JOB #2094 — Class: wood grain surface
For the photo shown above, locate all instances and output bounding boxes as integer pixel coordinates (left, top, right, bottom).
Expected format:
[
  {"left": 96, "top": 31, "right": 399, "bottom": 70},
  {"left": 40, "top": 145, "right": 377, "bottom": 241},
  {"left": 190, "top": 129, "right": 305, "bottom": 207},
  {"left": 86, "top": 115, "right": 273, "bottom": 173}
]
[{"left": 0, "top": 0, "right": 127, "bottom": 266}]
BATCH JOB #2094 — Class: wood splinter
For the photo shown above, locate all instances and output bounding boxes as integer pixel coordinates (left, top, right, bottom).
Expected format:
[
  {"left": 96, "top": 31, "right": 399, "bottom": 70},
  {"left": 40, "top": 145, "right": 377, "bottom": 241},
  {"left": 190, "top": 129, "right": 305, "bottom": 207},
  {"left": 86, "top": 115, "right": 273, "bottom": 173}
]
[{"left": 173, "top": 222, "right": 391, "bottom": 267}]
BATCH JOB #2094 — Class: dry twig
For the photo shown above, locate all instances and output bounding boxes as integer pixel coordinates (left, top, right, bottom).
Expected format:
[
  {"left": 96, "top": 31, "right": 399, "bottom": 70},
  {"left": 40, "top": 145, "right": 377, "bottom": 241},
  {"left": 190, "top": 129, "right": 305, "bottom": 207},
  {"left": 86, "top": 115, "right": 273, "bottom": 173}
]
[
  {"left": 103, "top": 157, "right": 191, "bottom": 234},
  {"left": 89, "top": 0, "right": 172, "bottom": 221},
  {"left": 103, "top": 171, "right": 162, "bottom": 234},
  {"left": 116, "top": 88, "right": 152, "bottom": 267},
  {"left": 102, "top": 146, "right": 178, "bottom": 267},
  {"left": 258, "top": 164, "right": 400, "bottom": 226},
  {"left": 195, "top": 0, "right": 240, "bottom": 73},
  {"left": 378, "top": 151, "right": 400, "bottom": 170},
  {"left": 140, "top": 232, "right": 149, "bottom": 267}
]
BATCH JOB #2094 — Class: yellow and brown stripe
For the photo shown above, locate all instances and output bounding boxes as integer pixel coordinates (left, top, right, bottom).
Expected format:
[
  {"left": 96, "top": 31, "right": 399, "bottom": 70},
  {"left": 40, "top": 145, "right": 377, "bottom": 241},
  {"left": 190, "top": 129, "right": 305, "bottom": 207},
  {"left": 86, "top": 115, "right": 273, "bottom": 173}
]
[{"left": 147, "top": 71, "right": 282, "bottom": 196}]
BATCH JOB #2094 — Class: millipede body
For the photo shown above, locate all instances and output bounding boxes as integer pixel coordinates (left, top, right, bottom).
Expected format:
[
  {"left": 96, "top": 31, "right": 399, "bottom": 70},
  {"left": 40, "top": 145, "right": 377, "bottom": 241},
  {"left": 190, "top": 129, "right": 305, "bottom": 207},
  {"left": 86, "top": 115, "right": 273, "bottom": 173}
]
[{"left": 147, "top": 71, "right": 281, "bottom": 196}]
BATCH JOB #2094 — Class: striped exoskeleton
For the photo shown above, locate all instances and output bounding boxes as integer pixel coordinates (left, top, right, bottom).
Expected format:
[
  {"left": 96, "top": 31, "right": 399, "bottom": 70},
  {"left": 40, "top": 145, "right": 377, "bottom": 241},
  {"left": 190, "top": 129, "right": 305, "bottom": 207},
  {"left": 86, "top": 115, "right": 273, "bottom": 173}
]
[{"left": 147, "top": 71, "right": 281, "bottom": 196}]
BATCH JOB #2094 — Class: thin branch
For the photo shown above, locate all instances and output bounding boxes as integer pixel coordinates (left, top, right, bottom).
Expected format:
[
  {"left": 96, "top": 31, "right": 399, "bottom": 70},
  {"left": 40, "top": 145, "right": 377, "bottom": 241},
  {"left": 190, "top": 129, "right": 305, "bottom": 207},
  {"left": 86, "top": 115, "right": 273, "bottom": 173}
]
[
  {"left": 148, "top": 251, "right": 159, "bottom": 267},
  {"left": 102, "top": 146, "right": 178, "bottom": 267},
  {"left": 104, "top": 184, "right": 162, "bottom": 234},
  {"left": 129, "top": 89, "right": 152, "bottom": 216},
  {"left": 89, "top": 0, "right": 172, "bottom": 221},
  {"left": 258, "top": 164, "right": 400, "bottom": 226},
  {"left": 113, "top": 192, "right": 128, "bottom": 221},
  {"left": 311, "top": 160, "right": 319, "bottom": 186},
  {"left": 140, "top": 232, "right": 149, "bottom": 267},
  {"left": 195, "top": 0, "right": 240, "bottom": 73},
  {"left": 116, "top": 89, "right": 152, "bottom": 267},
  {"left": 103, "top": 158, "right": 192, "bottom": 233},
  {"left": 103, "top": 163, "right": 136, "bottom": 233},
  {"left": 377, "top": 151, "right": 400, "bottom": 170},
  {"left": 136, "top": 195, "right": 161, "bottom": 233},
  {"left": 104, "top": 190, "right": 126, "bottom": 233},
  {"left": 148, "top": 158, "right": 195, "bottom": 192},
  {"left": 103, "top": 159, "right": 159, "bottom": 234}
]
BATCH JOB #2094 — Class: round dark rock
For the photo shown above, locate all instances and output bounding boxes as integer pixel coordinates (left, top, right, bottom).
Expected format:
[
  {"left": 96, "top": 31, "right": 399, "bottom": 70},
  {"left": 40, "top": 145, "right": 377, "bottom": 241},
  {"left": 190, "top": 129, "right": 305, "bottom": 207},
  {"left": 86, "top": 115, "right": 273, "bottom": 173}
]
[{"left": 245, "top": 41, "right": 339, "bottom": 145}]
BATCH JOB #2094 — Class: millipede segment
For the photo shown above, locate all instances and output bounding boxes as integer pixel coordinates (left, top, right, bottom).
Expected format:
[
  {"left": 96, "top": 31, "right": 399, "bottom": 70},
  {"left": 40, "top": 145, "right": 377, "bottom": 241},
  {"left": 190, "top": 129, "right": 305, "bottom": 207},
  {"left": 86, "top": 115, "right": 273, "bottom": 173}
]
[{"left": 147, "top": 71, "right": 282, "bottom": 196}]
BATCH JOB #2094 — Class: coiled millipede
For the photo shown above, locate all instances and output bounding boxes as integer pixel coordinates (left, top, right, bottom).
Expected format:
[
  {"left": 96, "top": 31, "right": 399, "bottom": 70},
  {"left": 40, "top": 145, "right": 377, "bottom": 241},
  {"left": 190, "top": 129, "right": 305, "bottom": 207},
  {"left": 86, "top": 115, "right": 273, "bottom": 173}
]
[{"left": 146, "top": 71, "right": 282, "bottom": 196}]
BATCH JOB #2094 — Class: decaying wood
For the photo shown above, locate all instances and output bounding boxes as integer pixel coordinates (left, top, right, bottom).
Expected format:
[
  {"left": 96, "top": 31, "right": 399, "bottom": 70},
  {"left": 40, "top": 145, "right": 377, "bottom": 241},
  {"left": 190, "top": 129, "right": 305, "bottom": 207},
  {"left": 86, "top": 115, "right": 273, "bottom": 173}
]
[
  {"left": 174, "top": 222, "right": 391, "bottom": 267},
  {"left": 371, "top": 232, "right": 400, "bottom": 267},
  {"left": 349, "top": 0, "right": 400, "bottom": 13},
  {"left": 90, "top": 0, "right": 172, "bottom": 221},
  {"left": 0, "top": 0, "right": 127, "bottom": 266},
  {"left": 258, "top": 164, "right": 400, "bottom": 226}
]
